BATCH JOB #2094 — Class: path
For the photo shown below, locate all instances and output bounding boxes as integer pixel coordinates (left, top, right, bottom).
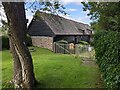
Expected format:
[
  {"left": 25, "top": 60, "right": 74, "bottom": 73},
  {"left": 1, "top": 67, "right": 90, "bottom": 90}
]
[
  {"left": 78, "top": 51, "right": 96, "bottom": 66},
  {"left": 78, "top": 51, "right": 104, "bottom": 88}
]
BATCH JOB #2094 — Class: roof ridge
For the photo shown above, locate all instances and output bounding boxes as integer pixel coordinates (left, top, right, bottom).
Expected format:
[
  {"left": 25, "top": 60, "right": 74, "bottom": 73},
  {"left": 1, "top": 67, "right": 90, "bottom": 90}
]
[{"left": 38, "top": 11, "right": 90, "bottom": 26}]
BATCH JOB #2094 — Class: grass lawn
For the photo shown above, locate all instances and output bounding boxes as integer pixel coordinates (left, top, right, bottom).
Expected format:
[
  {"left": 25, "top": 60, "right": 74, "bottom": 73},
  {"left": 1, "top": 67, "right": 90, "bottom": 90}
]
[{"left": 1, "top": 47, "right": 103, "bottom": 88}]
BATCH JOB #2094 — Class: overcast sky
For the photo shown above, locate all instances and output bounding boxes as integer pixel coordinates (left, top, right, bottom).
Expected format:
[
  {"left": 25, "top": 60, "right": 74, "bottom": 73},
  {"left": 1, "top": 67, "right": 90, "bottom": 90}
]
[{"left": 0, "top": 1, "right": 91, "bottom": 27}]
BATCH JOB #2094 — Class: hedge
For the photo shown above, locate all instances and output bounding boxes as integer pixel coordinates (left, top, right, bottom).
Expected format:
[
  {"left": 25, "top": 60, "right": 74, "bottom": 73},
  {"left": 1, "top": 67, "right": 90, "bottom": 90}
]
[
  {"left": 94, "top": 31, "right": 120, "bottom": 88},
  {"left": 1, "top": 35, "right": 32, "bottom": 50},
  {"left": 1, "top": 36, "right": 10, "bottom": 49}
]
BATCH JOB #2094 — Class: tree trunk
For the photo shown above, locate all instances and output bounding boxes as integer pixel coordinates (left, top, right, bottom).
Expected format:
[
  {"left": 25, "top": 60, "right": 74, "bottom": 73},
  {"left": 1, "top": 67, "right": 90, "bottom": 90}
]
[
  {"left": 2, "top": 2, "right": 37, "bottom": 89},
  {"left": 9, "top": 32, "right": 22, "bottom": 88}
]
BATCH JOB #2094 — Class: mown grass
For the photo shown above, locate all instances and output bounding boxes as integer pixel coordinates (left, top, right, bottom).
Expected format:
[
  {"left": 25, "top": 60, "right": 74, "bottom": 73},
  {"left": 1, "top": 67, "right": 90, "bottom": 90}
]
[{"left": 1, "top": 47, "right": 103, "bottom": 88}]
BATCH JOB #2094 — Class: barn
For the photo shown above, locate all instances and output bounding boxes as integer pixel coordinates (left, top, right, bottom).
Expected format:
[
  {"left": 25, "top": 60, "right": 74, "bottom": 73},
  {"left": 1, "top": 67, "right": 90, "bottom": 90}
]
[{"left": 28, "top": 11, "right": 93, "bottom": 51}]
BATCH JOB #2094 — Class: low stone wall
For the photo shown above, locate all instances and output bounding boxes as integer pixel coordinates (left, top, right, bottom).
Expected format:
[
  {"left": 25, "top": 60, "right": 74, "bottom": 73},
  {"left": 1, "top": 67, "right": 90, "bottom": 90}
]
[{"left": 31, "top": 36, "right": 53, "bottom": 51}]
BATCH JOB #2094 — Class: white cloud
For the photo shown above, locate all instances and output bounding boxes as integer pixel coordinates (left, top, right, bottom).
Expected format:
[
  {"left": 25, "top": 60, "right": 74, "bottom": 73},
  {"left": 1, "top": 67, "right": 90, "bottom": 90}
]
[
  {"left": 78, "top": 16, "right": 91, "bottom": 25},
  {"left": 68, "top": 8, "right": 77, "bottom": 12}
]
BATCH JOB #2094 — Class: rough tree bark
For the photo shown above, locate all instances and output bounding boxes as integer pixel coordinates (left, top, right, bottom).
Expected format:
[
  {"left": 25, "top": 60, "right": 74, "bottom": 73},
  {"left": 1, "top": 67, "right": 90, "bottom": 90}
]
[
  {"left": 9, "top": 34, "right": 22, "bottom": 88},
  {"left": 2, "top": 2, "right": 37, "bottom": 89}
]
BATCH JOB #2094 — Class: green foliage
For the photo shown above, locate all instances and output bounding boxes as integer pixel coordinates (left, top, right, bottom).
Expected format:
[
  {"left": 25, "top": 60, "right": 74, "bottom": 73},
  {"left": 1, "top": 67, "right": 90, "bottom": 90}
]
[
  {"left": 94, "top": 31, "right": 120, "bottom": 88},
  {"left": 26, "top": 1, "right": 66, "bottom": 15},
  {"left": 39, "top": 1, "right": 66, "bottom": 15},
  {"left": 1, "top": 36, "right": 9, "bottom": 49},
  {"left": 56, "top": 40, "right": 68, "bottom": 44},
  {"left": 25, "top": 34, "right": 32, "bottom": 46},
  {"left": 79, "top": 41, "right": 89, "bottom": 45},
  {"left": 1, "top": 35, "right": 32, "bottom": 50},
  {"left": 82, "top": 2, "right": 120, "bottom": 88},
  {"left": 90, "top": 22, "right": 104, "bottom": 32},
  {"left": 82, "top": 2, "right": 120, "bottom": 32}
]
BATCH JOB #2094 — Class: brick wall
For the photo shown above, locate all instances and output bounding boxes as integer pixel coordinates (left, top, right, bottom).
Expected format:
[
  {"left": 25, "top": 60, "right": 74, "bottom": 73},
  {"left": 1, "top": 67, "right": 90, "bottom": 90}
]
[{"left": 31, "top": 36, "right": 53, "bottom": 51}]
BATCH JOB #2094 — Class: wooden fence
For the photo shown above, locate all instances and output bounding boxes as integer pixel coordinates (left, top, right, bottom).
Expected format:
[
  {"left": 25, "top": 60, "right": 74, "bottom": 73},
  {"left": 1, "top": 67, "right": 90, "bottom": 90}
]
[
  {"left": 53, "top": 42, "right": 75, "bottom": 54},
  {"left": 53, "top": 42, "right": 93, "bottom": 55}
]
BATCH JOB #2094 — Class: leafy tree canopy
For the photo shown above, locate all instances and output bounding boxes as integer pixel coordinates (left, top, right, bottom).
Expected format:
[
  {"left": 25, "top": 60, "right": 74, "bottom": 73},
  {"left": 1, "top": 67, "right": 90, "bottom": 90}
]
[{"left": 82, "top": 2, "right": 120, "bottom": 32}]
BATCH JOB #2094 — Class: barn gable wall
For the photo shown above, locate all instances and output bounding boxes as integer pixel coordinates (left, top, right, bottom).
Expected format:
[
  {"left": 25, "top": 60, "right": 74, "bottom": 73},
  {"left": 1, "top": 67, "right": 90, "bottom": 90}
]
[{"left": 28, "top": 18, "right": 55, "bottom": 37}]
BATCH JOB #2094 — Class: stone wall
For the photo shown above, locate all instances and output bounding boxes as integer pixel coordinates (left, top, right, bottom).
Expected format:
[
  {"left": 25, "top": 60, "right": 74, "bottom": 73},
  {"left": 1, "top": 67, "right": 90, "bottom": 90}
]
[{"left": 31, "top": 36, "right": 53, "bottom": 51}]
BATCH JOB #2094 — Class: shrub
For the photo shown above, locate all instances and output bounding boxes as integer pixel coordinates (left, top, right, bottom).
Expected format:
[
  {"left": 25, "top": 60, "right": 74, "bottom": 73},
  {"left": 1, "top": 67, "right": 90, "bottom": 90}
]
[
  {"left": 94, "top": 31, "right": 120, "bottom": 88},
  {"left": 56, "top": 40, "right": 68, "bottom": 44},
  {"left": 25, "top": 34, "right": 32, "bottom": 46},
  {"left": 89, "top": 35, "right": 94, "bottom": 46},
  {"left": 1, "top": 35, "right": 32, "bottom": 50},
  {"left": 1, "top": 36, "right": 9, "bottom": 50},
  {"left": 79, "top": 41, "right": 89, "bottom": 45}
]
